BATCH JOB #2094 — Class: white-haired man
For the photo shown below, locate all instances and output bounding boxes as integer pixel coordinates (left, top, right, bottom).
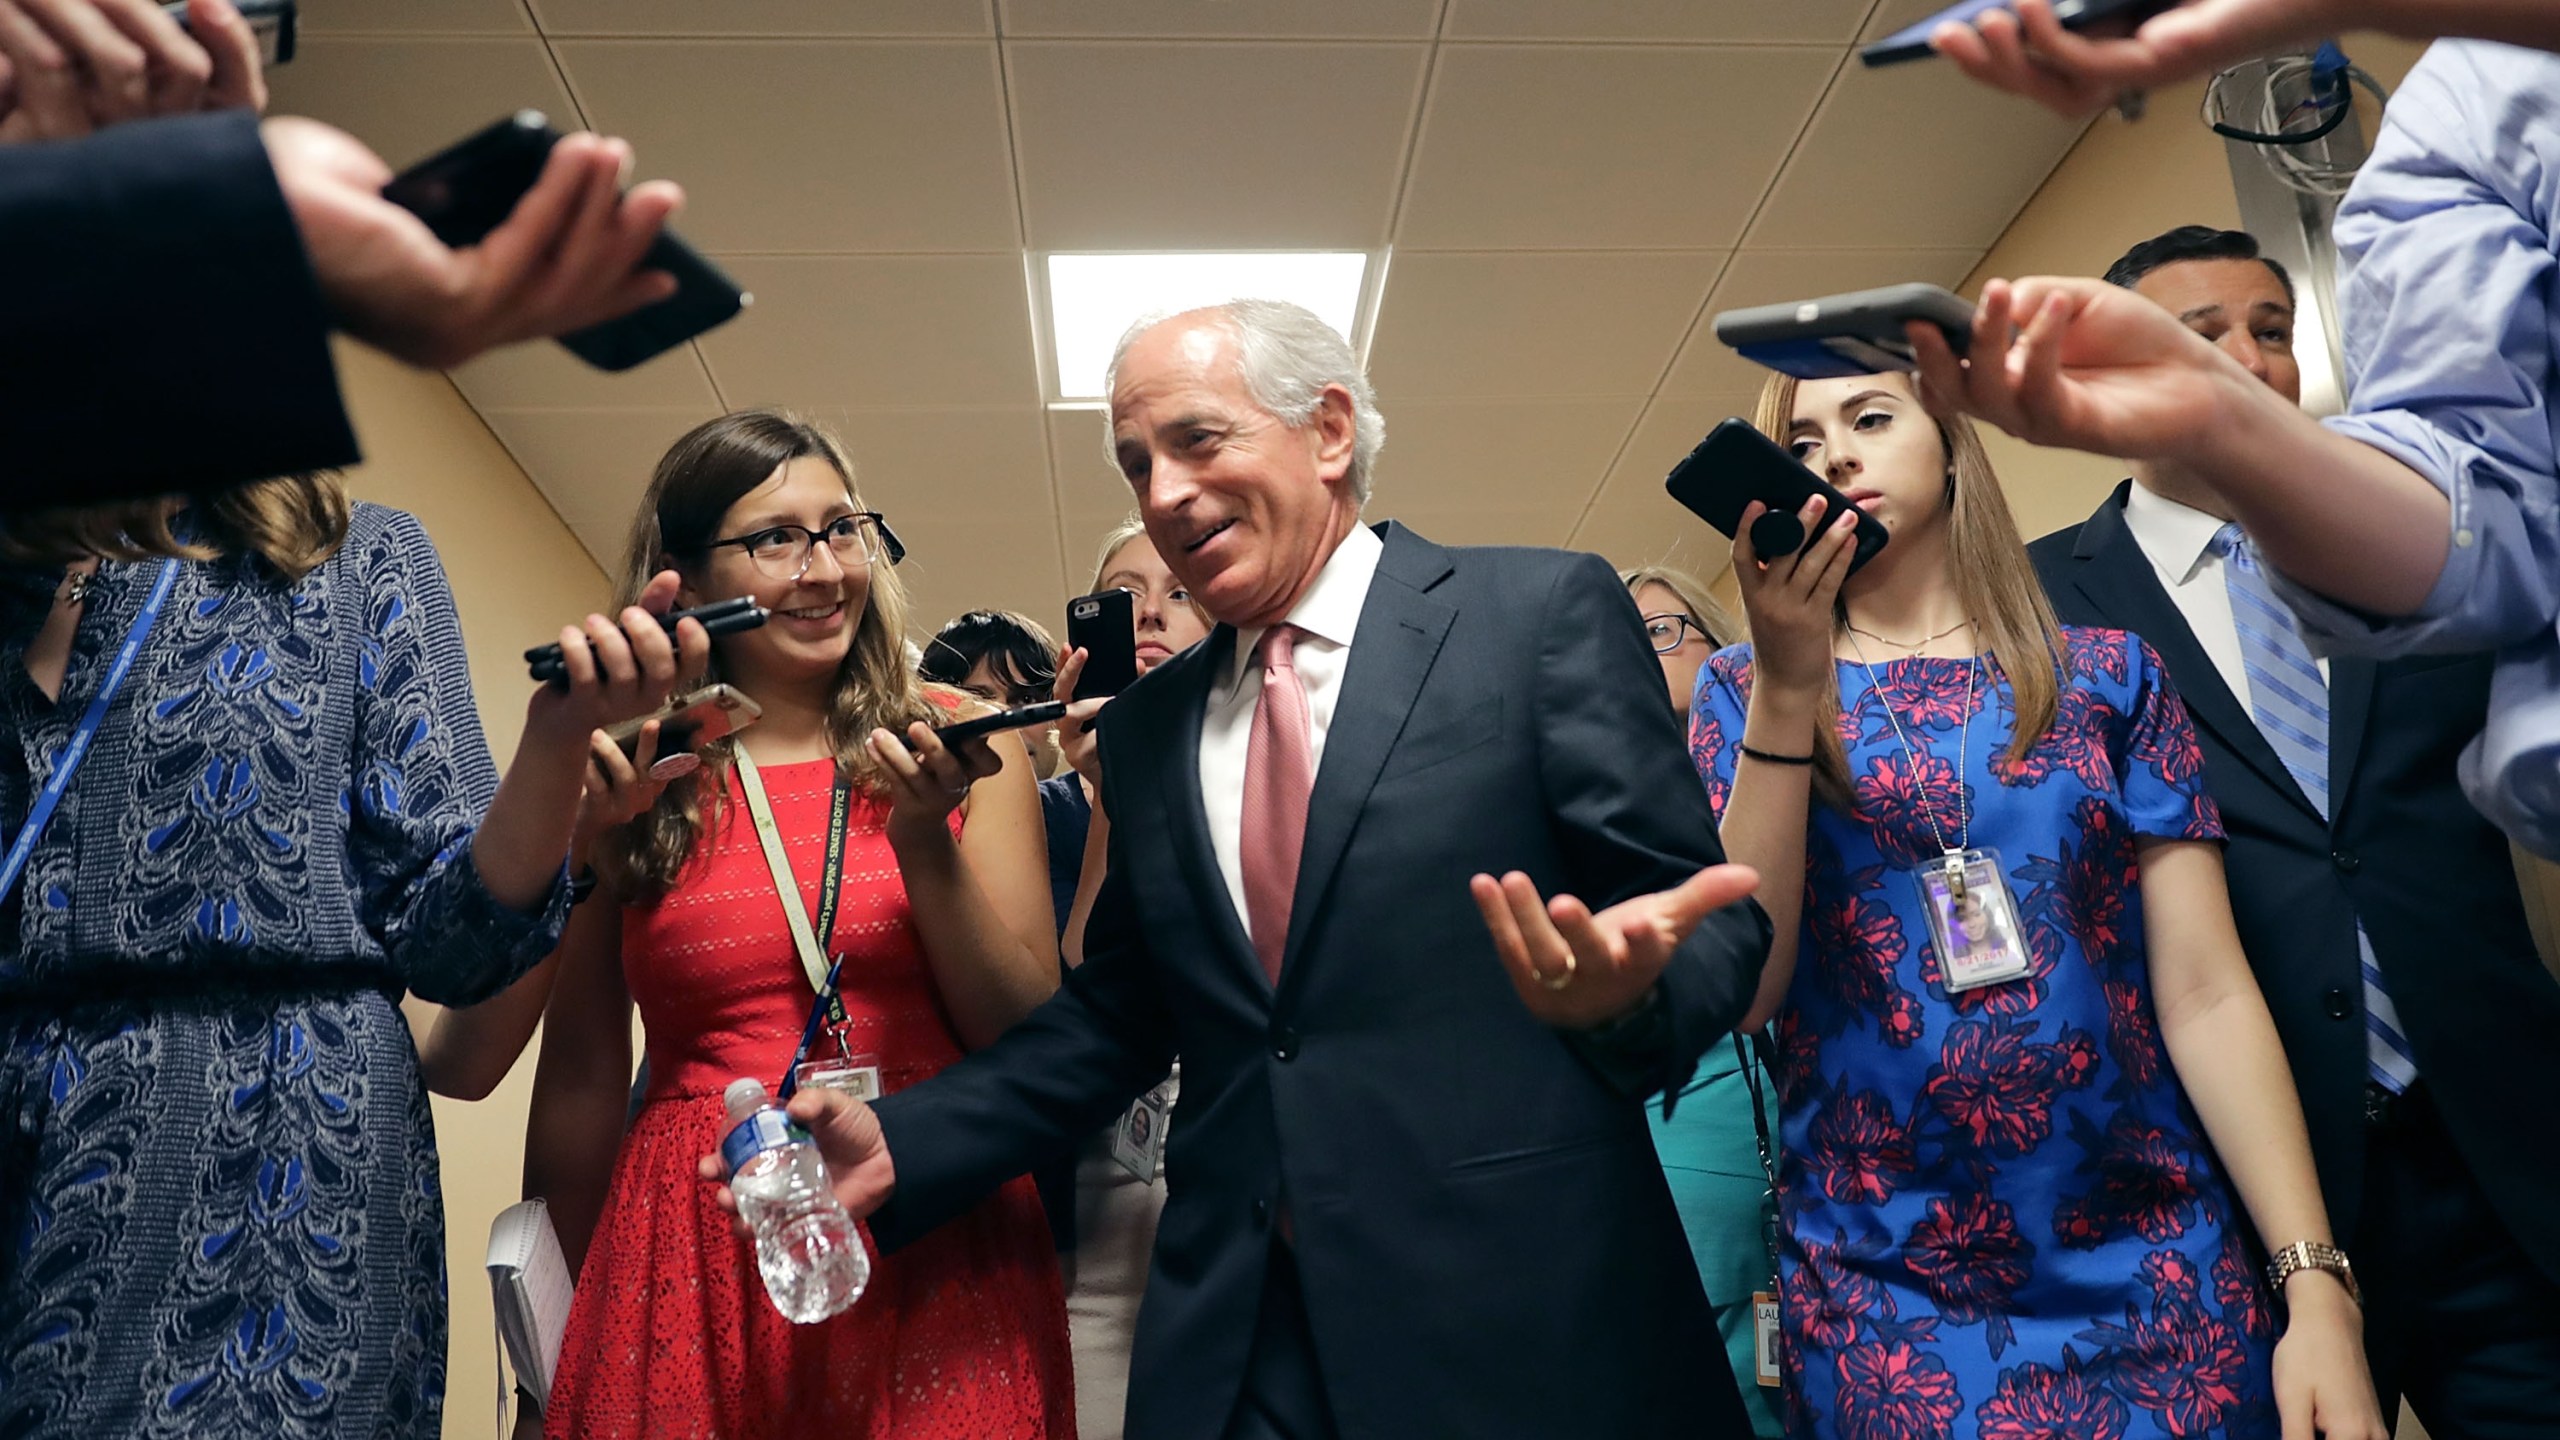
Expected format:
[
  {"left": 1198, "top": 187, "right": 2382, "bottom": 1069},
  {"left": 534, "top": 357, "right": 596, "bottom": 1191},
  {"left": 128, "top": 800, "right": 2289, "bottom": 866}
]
[{"left": 708, "top": 300, "right": 1771, "bottom": 1440}]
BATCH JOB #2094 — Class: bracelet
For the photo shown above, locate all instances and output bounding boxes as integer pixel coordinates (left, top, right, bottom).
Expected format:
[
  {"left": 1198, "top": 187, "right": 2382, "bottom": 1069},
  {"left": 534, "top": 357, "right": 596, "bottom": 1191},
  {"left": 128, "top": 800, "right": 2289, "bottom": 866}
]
[
  {"left": 566, "top": 867, "right": 600, "bottom": 906},
  {"left": 1738, "top": 744, "right": 1816, "bottom": 767},
  {"left": 2264, "top": 1240, "right": 2360, "bottom": 1308}
]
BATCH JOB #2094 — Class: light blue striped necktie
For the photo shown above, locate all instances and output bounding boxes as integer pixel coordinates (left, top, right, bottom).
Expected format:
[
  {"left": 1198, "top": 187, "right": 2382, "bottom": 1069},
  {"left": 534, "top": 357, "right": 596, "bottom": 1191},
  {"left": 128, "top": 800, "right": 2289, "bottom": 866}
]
[{"left": 2212, "top": 524, "right": 2418, "bottom": 1094}]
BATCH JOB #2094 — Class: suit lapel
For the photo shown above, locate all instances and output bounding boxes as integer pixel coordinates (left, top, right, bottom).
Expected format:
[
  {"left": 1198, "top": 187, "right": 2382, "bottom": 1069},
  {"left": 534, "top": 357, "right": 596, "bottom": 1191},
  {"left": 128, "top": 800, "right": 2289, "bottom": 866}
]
[
  {"left": 1279, "top": 524, "right": 1458, "bottom": 988},
  {"left": 1151, "top": 625, "right": 1263, "bottom": 983},
  {"left": 2327, "top": 656, "right": 2378, "bottom": 818},
  {"left": 2071, "top": 491, "right": 2324, "bottom": 825}
]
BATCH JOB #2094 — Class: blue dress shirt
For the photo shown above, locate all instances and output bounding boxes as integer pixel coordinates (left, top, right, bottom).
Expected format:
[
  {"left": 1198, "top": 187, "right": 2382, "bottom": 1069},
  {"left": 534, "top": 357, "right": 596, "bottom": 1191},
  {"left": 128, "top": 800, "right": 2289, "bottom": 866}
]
[{"left": 2272, "top": 41, "right": 2560, "bottom": 857}]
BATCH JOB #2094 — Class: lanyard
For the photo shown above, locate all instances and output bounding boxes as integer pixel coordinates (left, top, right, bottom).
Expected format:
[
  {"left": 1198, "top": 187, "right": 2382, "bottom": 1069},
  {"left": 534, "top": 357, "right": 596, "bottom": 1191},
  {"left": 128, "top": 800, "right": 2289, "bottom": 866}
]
[
  {"left": 1846, "top": 634, "right": 1981, "bottom": 895},
  {"left": 732, "top": 748, "right": 854, "bottom": 1099},
  {"left": 0, "top": 560, "right": 180, "bottom": 900},
  {"left": 1734, "top": 1030, "right": 1783, "bottom": 1286}
]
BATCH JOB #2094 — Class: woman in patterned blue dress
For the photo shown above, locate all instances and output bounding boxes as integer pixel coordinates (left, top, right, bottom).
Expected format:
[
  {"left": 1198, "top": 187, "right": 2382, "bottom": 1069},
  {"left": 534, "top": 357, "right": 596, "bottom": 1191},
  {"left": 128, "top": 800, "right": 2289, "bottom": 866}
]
[
  {"left": 1697, "top": 373, "right": 2384, "bottom": 1440},
  {"left": 0, "top": 478, "right": 697, "bottom": 1439}
]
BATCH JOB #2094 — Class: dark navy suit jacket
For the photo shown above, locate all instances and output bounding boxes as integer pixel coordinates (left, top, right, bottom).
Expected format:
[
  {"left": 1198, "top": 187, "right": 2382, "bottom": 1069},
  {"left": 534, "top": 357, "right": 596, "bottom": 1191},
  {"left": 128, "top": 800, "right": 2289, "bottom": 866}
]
[{"left": 872, "top": 524, "right": 1772, "bottom": 1439}]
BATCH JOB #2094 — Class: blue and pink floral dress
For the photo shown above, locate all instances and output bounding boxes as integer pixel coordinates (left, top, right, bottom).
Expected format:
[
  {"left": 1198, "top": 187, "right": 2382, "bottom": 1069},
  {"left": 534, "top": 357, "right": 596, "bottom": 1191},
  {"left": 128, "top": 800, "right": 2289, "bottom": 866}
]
[{"left": 1691, "top": 628, "right": 2278, "bottom": 1440}]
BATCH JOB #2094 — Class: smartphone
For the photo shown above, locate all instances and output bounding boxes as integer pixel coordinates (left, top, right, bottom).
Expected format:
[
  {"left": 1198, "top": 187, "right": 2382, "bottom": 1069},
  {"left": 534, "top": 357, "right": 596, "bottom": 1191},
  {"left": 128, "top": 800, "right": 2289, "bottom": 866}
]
[
  {"left": 1664, "top": 418, "right": 1892, "bottom": 577},
  {"left": 932, "top": 700, "right": 1070, "bottom": 752},
  {"left": 1066, "top": 589, "right": 1140, "bottom": 699},
  {"left": 1861, "top": 0, "right": 2171, "bottom": 66},
  {"left": 524, "top": 596, "right": 767, "bottom": 683},
  {"left": 1714, "top": 282, "right": 1977, "bottom": 381},
  {"left": 163, "top": 0, "right": 294, "bottom": 65},
  {"left": 380, "top": 111, "right": 749, "bottom": 372},
  {"left": 604, "top": 684, "right": 762, "bottom": 780}
]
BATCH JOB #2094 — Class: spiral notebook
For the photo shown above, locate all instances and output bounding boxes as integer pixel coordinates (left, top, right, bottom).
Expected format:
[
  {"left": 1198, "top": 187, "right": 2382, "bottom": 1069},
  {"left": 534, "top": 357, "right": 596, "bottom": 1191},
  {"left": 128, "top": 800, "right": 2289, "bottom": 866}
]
[{"left": 486, "top": 1199, "right": 572, "bottom": 1416}]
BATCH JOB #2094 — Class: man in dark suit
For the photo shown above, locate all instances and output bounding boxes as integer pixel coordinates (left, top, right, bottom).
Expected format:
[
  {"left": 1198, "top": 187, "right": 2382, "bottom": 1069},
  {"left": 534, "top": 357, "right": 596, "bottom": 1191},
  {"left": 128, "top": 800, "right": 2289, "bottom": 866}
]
[
  {"left": 714, "top": 300, "right": 1772, "bottom": 1439},
  {"left": 0, "top": 0, "right": 683, "bottom": 504},
  {"left": 2027, "top": 225, "right": 2560, "bottom": 1436}
]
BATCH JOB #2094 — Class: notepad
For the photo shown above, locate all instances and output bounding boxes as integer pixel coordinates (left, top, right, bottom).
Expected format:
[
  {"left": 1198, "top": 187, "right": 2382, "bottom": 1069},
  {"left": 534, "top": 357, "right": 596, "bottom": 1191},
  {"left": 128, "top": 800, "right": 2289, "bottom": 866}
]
[{"left": 486, "top": 1198, "right": 573, "bottom": 1414}]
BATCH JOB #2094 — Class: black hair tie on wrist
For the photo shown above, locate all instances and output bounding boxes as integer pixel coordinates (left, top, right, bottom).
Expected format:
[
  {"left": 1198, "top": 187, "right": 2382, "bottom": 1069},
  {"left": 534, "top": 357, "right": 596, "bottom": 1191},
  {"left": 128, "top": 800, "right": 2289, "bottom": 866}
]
[{"left": 1739, "top": 744, "right": 1816, "bottom": 767}]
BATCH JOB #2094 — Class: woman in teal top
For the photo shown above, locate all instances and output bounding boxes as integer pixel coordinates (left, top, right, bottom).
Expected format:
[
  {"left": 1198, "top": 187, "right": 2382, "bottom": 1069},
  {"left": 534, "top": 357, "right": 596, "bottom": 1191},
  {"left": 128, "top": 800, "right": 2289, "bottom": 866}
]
[{"left": 1621, "top": 565, "right": 1784, "bottom": 1439}]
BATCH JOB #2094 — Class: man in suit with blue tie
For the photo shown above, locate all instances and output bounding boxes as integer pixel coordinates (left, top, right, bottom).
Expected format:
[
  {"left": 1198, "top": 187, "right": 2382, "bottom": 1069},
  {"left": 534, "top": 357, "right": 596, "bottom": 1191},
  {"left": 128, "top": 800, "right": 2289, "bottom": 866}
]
[
  {"left": 2027, "top": 226, "right": 2560, "bottom": 1436},
  {"left": 707, "top": 299, "right": 1773, "bottom": 1439}
]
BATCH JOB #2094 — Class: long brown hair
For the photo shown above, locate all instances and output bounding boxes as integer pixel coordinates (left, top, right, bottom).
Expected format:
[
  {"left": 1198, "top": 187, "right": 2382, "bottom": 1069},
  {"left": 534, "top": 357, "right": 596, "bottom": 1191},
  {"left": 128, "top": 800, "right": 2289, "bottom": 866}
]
[
  {"left": 1749, "top": 374, "right": 2064, "bottom": 813},
  {"left": 1, "top": 474, "right": 350, "bottom": 584},
  {"left": 597, "top": 410, "right": 941, "bottom": 899}
]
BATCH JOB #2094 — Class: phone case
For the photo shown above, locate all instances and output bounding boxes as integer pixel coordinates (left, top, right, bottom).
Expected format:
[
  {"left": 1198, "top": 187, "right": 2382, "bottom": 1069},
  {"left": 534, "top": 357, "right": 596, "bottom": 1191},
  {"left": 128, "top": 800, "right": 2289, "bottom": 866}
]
[
  {"left": 1714, "top": 283, "right": 1976, "bottom": 380},
  {"left": 933, "top": 701, "right": 1069, "bottom": 749},
  {"left": 1664, "top": 419, "right": 1891, "bottom": 576},
  {"left": 1861, "top": 0, "right": 2170, "bottom": 65},
  {"left": 1066, "top": 589, "right": 1140, "bottom": 699}
]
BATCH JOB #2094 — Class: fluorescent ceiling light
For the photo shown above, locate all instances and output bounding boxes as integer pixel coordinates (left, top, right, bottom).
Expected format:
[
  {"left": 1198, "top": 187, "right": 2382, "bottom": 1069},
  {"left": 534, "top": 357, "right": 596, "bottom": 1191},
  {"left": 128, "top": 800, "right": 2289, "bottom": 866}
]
[{"left": 1044, "top": 251, "right": 1371, "bottom": 403}]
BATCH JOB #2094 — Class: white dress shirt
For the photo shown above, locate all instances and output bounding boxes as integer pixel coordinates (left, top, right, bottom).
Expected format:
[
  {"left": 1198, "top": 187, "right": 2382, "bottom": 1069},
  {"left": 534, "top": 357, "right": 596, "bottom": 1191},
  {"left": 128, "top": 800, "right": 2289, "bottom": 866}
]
[
  {"left": 2118, "top": 480, "right": 2327, "bottom": 706},
  {"left": 1198, "top": 522, "right": 1384, "bottom": 928}
]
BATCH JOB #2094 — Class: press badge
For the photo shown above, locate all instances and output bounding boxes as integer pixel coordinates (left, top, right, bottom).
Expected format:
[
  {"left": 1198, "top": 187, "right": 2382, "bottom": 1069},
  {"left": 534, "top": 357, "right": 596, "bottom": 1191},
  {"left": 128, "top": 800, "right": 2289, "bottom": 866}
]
[
  {"left": 1915, "top": 848, "right": 2030, "bottom": 993},
  {"left": 792, "top": 1050, "right": 881, "bottom": 1104},
  {"left": 1110, "top": 1076, "right": 1177, "bottom": 1183},
  {"left": 1752, "top": 1293, "right": 1781, "bottom": 1387}
]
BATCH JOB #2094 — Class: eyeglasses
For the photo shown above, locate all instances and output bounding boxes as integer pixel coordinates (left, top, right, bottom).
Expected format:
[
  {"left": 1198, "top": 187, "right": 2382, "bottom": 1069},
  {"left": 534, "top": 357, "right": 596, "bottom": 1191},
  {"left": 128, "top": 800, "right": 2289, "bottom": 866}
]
[
  {"left": 707, "top": 513, "right": 905, "bottom": 580},
  {"left": 1642, "top": 613, "right": 1711, "bottom": 655}
]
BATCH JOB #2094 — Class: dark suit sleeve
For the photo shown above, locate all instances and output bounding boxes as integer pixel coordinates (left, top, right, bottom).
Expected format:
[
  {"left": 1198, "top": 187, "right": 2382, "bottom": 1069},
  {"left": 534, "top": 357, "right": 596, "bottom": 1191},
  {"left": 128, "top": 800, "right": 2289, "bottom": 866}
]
[
  {"left": 1, "top": 111, "right": 359, "bottom": 506},
  {"left": 1532, "top": 553, "right": 1771, "bottom": 1100},
  {"left": 866, "top": 798, "right": 1178, "bottom": 1252}
]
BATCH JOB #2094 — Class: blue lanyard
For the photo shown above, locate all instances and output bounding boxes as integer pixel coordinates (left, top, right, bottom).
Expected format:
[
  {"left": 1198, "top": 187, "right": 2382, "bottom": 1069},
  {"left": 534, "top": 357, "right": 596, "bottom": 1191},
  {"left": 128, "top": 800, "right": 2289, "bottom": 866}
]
[{"left": 0, "top": 559, "right": 182, "bottom": 899}]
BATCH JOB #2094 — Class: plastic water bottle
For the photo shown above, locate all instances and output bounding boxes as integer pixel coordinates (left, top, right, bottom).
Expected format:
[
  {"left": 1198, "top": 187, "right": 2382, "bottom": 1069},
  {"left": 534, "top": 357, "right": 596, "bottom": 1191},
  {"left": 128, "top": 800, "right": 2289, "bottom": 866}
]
[{"left": 720, "top": 1077, "right": 869, "bottom": 1323}]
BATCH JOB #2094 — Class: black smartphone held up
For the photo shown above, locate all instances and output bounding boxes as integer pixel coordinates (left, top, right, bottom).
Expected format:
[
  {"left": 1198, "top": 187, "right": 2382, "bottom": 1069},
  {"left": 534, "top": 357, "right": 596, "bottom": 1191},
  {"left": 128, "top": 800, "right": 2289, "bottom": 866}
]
[
  {"left": 602, "top": 683, "right": 762, "bottom": 780},
  {"left": 1665, "top": 418, "right": 1892, "bottom": 578},
  {"left": 1065, "top": 588, "right": 1140, "bottom": 699},
  {"left": 163, "top": 0, "right": 295, "bottom": 65},
  {"left": 1860, "top": 0, "right": 2171, "bottom": 66},
  {"left": 524, "top": 596, "right": 767, "bottom": 684},
  {"left": 381, "top": 111, "right": 749, "bottom": 372},
  {"left": 1714, "top": 282, "right": 1977, "bottom": 381},
  {"left": 932, "top": 701, "right": 1069, "bottom": 752}
]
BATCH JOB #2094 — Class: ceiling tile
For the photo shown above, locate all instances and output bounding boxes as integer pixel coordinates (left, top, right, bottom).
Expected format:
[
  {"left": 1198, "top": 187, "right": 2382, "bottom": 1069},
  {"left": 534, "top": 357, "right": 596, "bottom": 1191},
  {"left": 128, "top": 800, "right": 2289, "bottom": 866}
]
[
  {"left": 695, "top": 256, "right": 1038, "bottom": 411},
  {"left": 999, "top": 0, "right": 1436, "bottom": 38},
  {"left": 1444, "top": 0, "right": 1872, "bottom": 44},
  {"left": 780, "top": 408, "right": 1054, "bottom": 522},
  {"left": 1006, "top": 42, "right": 1425, "bottom": 250},
  {"left": 1374, "top": 397, "right": 1644, "bottom": 512},
  {"left": 551, "top": 40, "right": 1017, "bottom": 253},
  {"left": 1745, "top": 57, "right": 2089, "bottom": 251},
  {"left": 530, "top": 0, "right": 992, "bottom": 35},
  {"left": 1862, "top": 0, "right": 1960, "bottom": 42},
  {"left": 478, "top": 408, "right": 720, "bottom": 562},
  {"left": 302, "top": 0, "right": 533, "bottom": 33},
  {"left": 1660, "top": 247, "right": 1982, "bottom": 397},
  {"left": 450, "top": 339, "right": 722, "bottom": 412},
  {"left": 1574, "top": 395, "right": 1759, "bottom": 575},
  {"left": 1397, "top": 44, "right": 1840, "bottom": 250},
  {"left": 1368, "top": 251, "right": 1728, "bottom": 400},
  {"left": 265, "top": 38, "right": 575, "bottom": 168},
  {"left": 884, "top": 513, "right": 1070, "bottom": 636},
  {"left": 1046, "top": 409, "right": 1134, "bottom": 539}
]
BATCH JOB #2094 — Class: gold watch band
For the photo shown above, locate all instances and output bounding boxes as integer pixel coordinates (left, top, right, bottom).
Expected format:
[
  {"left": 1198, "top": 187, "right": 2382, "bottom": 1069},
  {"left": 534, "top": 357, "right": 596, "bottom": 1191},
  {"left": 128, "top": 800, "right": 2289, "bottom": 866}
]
[{"left": 2264, "top": 1239, "right": 2361, "bottom": 1307}]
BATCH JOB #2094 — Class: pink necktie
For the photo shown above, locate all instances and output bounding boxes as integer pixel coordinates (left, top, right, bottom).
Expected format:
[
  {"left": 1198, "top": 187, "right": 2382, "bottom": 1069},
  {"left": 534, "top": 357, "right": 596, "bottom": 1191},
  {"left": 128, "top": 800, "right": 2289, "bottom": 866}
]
[{"left": 1240, "top": 625, "right": 1314, "bottom": 983}]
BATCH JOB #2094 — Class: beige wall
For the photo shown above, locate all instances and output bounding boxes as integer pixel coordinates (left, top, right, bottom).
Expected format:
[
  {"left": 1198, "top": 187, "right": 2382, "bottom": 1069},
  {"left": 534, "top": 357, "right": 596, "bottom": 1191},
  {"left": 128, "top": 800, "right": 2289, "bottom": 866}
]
[{"left": 332, "top": 339, "right": 612, "bottom": 1438}]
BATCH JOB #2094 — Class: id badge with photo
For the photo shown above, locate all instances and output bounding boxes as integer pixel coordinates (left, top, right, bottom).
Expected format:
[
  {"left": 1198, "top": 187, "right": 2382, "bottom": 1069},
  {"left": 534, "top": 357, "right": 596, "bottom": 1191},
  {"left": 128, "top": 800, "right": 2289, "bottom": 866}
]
[
  {"left": 1915, "top": 848, "right": 2031, "bottom": 993},
  {"left": 1752, "top": 1293, "right": 1781, "bottom": 1387},
  {"left": 1109, "top": 1077, "right": 1176, "bottom": 1183},
  {"left": 791, "top": 1048, "right": 882, "bottom": 1104}
]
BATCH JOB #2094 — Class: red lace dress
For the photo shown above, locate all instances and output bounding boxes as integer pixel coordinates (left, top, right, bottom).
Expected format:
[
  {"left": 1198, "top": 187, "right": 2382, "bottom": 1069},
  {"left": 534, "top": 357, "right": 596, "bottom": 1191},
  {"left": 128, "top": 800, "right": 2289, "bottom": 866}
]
[{"left": 544, "top": 757, "right": 1075, "bottom": 1440}]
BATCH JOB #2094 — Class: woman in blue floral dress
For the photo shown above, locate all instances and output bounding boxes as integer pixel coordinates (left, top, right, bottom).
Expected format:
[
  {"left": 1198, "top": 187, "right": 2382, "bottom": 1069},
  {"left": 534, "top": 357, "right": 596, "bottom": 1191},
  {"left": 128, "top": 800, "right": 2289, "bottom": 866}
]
[
  {"left": 1698, "top": 373, "right": 2384, "bottom": 1440},
  {"left": 0, "top": 478, "right": 697, "bottom": 1439}
]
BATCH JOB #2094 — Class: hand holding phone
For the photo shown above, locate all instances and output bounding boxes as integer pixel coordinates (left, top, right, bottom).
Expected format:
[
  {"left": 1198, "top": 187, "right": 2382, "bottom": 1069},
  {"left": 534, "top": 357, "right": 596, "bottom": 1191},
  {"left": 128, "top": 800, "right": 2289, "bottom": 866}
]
[
  {"left": 526, "top": 596, "right": 765, "bottom": 683},
  {"left": 930, "top": 701, "right": 1069, "bottom": 752},
  {"left": 1715, "top": 283, "right": 1977, "bottom": 381},
  {"left": 602, "top": 683, "right": 762, "bottom": 782},
  {"left": 1666, "top": 419, "right": 1891, "bottom": 577},
  {"left": 1860, "top": 0, "right": 2170, "bottom": 66},
  {"left": 1065, "top": 589, "right": 1140, "bottom": 699}
]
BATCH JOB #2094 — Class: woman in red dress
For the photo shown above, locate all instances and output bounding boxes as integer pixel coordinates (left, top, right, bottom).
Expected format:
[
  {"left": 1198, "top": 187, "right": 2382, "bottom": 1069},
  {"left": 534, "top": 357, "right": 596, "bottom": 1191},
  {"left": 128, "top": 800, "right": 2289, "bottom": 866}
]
[{"left": 523, "top": 410, "right": 1073, "bottom": 1439}]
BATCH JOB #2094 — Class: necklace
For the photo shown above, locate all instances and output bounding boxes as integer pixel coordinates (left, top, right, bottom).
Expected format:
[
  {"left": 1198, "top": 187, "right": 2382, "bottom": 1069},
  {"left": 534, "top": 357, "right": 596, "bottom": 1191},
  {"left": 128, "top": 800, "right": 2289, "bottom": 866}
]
[
  {"left": 1844, "top": 626, "right": 1980, "bottom": 895},
  {"left": 1844, "top": 616, "right": 1973, "bottom": 651}
]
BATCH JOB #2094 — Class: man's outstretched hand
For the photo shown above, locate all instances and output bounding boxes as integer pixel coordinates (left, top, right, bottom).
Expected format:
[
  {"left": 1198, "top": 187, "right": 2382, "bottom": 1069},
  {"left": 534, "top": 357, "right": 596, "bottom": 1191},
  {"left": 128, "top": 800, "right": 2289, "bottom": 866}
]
[
  {"left": 696, "top": 1086, "right": 899, "bottom": 1238},
  {"left": 1473, "top": 863, "right": 1761, "bottom": 1030}
]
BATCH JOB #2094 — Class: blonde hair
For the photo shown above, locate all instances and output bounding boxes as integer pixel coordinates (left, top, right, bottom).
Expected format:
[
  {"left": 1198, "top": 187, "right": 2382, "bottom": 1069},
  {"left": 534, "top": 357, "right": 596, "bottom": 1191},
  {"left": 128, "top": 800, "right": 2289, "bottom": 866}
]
[
  {"left": 2, "top": 474, "right": 350, "bottom": 584},
  {"left": 1617, "top": 563, "right": 1739, "bottom": 649},
  {"left": 597, "top": 410, "right": 944, "bottom": 899},
  {"left": 1749, "top": 373, "right": 2064, "bottom": 813}
]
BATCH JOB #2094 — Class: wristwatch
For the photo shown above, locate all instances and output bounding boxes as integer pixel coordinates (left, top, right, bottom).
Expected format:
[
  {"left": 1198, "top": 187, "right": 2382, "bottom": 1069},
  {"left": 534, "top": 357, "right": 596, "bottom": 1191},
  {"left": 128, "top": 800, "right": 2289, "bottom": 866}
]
[{"left": 2264, "top": 1240, "right": 2361, "bottom": 1307}]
